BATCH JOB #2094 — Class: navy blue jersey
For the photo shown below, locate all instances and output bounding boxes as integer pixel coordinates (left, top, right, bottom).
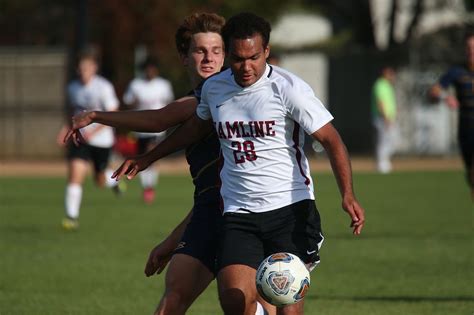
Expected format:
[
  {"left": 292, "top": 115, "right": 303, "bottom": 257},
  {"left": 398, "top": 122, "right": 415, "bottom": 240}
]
[
  {"left": 185, "top": 85, "right": 221, "bottom": 210},
  {"left": 440, "top": 65, "right": 474, "bottom": 130}
]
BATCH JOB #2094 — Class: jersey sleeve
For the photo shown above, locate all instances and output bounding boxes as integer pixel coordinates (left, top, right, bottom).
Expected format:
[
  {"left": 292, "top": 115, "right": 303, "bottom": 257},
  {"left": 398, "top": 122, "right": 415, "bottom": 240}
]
[
  {"left": 102, "top": 81, "right": 119, "bottom": 111},
  {"left": 283, "top": 79, "right": 333, "bottom": 134},
  {"left": 195, "top": 81, "right": 212, "bottom": 121},
  {"left": 439, "top": 67, "right": 460, "bottom": 89}
]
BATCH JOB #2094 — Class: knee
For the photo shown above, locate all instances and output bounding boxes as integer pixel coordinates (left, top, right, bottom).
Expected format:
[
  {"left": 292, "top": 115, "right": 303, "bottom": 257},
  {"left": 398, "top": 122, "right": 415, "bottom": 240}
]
[
  {"left": 157, "top": 290, "right": 189, "bottom": 314},
  {"left": 219, "top": 288, "right": 248, "bottom": 315}
]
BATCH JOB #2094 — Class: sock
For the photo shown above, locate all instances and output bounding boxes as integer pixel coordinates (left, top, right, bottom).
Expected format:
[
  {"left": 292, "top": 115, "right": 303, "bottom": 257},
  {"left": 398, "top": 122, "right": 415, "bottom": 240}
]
[
  {"left": 65, "top": 183, "right": 82, "bottom": 220},
  {"left": 139, "top": 167, "right": 158, "bottom": 189},
  {"left": 104, "top": 168, "right": 118, "bottom": 188},
  {"left": 255, "top": 301, "right": 268, "bottom": 315}
]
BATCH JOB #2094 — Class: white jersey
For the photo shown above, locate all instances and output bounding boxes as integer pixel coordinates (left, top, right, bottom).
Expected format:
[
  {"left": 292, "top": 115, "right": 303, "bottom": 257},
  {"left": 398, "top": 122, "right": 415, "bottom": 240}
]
[
  {"left": 123, "top": 77, "right": 174, "bottom": 138},
  {"left": 197, "top": 65, "right": 333, "bottom": 214},
  {"left": 67, "top": 75, "right": 119, "bottom": 148}
]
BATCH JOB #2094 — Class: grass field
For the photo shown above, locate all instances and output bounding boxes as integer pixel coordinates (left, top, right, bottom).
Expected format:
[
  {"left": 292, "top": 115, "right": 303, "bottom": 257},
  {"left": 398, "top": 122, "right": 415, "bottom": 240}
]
[{"left": 0, "top": 170, "right": 472, "bottom": 314}]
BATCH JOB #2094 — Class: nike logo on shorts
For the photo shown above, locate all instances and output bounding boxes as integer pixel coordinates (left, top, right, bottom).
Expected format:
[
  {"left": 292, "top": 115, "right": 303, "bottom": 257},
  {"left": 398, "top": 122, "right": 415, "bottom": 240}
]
[{"left": 306, "top": 249, "right": 317, "bottom": 255}]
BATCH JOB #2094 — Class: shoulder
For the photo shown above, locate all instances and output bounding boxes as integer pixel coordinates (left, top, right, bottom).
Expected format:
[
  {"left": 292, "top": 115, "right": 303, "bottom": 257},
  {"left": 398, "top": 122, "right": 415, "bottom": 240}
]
[
  {"left": 269, "top": 66, "right": 314, "bottom": 100},
  {"left": 270, "top": 66, "right": 312, "bottom": 91},
  {"left": 67, "top": 80, "right": 81, "bottom": 91},
  {"left": 201, "top": 68, "right": 232, "bottom": 92},
  {"left": 94, "top": 75, "right": 115, "bottom": 89},
  {"left": 153, "top": 77, "right": 172, "bottom": 87}
]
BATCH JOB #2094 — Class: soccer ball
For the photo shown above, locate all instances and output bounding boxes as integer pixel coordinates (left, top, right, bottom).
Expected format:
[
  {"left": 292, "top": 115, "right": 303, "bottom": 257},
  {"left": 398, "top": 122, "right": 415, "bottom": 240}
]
[{"left": 255, "top": 252, "right": 310, "bottom": 307}]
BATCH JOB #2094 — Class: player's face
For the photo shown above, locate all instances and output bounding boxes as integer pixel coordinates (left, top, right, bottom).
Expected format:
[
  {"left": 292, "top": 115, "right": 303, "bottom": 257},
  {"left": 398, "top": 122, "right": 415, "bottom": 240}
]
[
  {"left": 77, "top": 59, "right": 97, "bottom": 84},
  {"left": 228, "top": 34, "right": 269, "bottom": 87},
  {"left": 183, "top": 32, "right": 225, "bottom": 85}
]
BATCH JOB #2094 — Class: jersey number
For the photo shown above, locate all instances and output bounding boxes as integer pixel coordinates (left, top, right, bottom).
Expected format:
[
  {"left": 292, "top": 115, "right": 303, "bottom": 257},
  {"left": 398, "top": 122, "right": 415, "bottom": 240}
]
[{"left": 231, "top": 140, "right": 257, "bottom": 164}]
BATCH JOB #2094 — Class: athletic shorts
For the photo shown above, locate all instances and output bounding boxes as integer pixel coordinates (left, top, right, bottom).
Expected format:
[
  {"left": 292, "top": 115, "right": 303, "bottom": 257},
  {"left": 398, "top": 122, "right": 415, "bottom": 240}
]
[
  {"left": 67, "top": 143, "right": 111, "bottom": 173},
  {"left": 217, "top": 199, "right": 324, "bottom": 271},
  {"left": 174, "top": 197, "right": 221, "bottom": 276}
]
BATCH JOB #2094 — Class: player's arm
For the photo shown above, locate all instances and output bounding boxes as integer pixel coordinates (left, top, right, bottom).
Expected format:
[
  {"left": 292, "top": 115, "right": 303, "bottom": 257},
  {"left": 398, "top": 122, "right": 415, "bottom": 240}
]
[
  {"left": 112, "top": 113, "right": 212, "bottom": 180},
  {"left": 312, "top": 122, "right": 365, "bottom": 235},
  {"left": 144, "top": 209, "right": 193, "bottom": 276},
  {"left": 429, "top": 68, "right": 460, "bottom": 109},
  {"left": 64, "top": 96, "right": 198, "bottom": 144}
]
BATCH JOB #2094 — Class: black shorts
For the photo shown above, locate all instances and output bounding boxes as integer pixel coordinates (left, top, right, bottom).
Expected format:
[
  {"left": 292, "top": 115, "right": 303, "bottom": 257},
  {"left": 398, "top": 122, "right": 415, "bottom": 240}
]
[
  {"left": 217, "top": 199, "right": 324, "bottom": 271},
  {"left": 67, "top": 143, "right": 111, "bottom": 173},
  {"left": 174, "top": 197, "right": 221, "bottom": 275}
]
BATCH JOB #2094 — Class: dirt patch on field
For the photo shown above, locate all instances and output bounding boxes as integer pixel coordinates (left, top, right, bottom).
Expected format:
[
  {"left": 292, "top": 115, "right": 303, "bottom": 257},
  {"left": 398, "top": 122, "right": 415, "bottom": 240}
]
[{"left": 0, "top": 156, "right": 463, "bottom": 177}]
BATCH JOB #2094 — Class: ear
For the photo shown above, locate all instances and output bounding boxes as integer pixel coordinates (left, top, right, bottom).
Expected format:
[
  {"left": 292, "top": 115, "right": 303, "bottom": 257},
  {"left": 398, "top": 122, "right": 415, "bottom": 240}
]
[
  {"left": 264, "top": 45, "right": 270, "bottom": 59},
  {"left": 180, "top": 53, "right": 189, "bottom": 67}
]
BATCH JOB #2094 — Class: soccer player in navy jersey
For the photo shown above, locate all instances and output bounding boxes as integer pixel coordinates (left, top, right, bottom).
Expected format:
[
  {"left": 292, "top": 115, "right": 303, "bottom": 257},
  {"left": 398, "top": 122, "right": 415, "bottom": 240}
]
[
  {"left": 430, "top": 30, "right": 474, "bottom": 200},
  {"left": 65, "top": 13, "right": 274, "bottom": 315},
  {"left": 113, "top": 12, "right": 365, "bottom": 315}
]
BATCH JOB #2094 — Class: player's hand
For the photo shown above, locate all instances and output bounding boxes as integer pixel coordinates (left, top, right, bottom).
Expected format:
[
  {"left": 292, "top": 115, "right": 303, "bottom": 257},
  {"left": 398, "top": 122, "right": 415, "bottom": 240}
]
[
  {"left": 342, "top": 195, "right": 365, "bottom": 235},
  {"left": 112, "top": 156, "right": 151, "bottom": 180},
  {"left": 63, "top": 111, "right": 95, "bottom": 145},
  {"left": 144, "top": 243, "right": 175, "bottom": 277},
  {"left": 63, "top": 128, "right": 87, "bottom": 146}
]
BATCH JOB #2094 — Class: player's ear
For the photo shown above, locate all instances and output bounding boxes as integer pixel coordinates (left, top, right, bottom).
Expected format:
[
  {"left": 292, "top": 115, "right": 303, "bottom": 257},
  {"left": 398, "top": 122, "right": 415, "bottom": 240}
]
[
  {"left": 264, "top": 45, "right": 270, "bottom": 59},
  {"left": 180, "top": 53, "right": 189, "bottom": 67}
]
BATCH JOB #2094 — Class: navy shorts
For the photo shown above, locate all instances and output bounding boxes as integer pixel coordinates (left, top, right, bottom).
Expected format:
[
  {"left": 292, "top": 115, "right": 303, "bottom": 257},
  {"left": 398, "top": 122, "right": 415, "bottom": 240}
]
[
  {"left": 174, "top": 196, "right": 221, "bottom": 276},
  {"left": 67, "top": 143, "right": 111, "bottom": 173},
  {"left": 217, "top": 199, "right": 324, "bottom": 271}
]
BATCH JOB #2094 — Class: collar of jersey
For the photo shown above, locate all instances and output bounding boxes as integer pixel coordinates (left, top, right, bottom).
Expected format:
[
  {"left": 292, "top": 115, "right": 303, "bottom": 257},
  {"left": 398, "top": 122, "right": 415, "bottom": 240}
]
[{"left": 233, "top": 64, "right": 272, "bottom": 91}]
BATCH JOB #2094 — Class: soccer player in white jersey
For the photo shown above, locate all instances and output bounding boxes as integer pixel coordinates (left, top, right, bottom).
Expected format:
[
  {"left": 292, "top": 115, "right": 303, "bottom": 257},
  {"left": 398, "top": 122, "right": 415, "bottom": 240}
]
[
  {"left": 56, "top": 49, "right": 121, "bottom": 230},
  {"left": 123, "top": 56, "right": 174, "bottom": 203},
  {"left": 113, "top": 12, "right": 366, "bottom": 315}
]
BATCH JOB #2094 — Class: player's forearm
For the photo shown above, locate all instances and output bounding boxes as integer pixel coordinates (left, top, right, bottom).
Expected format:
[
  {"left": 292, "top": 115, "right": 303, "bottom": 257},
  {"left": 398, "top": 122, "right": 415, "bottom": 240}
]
[
  {"left": 92, "top": 110, "right": 164, "bottom": 132},
  {"left": 323, "top": 135, "right": 355, "bottom": 199},
  {"left": 139, "top": 113, "right": 212, "bottom": 164}
]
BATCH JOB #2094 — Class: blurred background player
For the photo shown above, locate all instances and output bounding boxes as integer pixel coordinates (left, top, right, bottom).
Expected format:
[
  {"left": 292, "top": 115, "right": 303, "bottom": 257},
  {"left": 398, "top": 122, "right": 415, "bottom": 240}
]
[
  {"left": 372, "top": 66, "right": 398, "bottom": 174},
  {"left": 429, "top": 30, "right": 474, "bottom": 200},
  {"left": 123, "top": 56, "right": 174, "bottom": 204},
  {"left": 56, "top": 48, "right": 121, "bottom": 230}
]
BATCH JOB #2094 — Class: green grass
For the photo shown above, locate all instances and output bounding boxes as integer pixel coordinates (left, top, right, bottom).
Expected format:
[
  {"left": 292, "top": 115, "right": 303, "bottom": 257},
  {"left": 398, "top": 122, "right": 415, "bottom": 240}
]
[{"left": 0, "top": 171, "right": 472, "bottom": 314}]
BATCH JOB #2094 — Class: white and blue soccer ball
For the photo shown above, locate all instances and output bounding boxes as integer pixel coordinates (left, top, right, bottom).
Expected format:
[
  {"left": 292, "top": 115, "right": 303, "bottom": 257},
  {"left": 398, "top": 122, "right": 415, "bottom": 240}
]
[{"left": 255, "top": 252, "right": 310, "bottom": 307}]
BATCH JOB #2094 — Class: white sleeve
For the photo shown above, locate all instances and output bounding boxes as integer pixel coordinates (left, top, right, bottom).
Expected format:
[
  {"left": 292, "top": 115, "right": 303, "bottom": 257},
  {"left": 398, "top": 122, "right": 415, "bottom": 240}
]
[
  {"left": 284, "top": 80, "right": 333, "bottom": 134},
  {"left": 102, "top": 81, "right": 119, "bottom": 111},
  {"left": 122, "top": 82, "right": 136, "bottom": 106},
  {"left": 195, "top": 84, "right": 212, "bottom": 121}
]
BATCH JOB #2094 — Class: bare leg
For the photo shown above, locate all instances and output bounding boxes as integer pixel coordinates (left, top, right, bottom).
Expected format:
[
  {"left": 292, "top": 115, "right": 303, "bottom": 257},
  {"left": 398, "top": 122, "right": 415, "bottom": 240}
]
[{"left": 155, "top": 254, "right": 214, "bottom": 315}]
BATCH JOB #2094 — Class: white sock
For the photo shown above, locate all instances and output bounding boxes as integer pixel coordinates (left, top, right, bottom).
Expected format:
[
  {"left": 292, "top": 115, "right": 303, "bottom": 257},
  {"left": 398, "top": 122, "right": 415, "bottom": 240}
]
[
  {"left": 104, "top": 168, "right": 118, "bottom": 188},
  {"left": 255, "top": 301, "right": 267, "bottom": 315},
  {"left": 65, "top": 183, "right": 82, "bottom": 220},
  {"left": 139, "top": 167, "right": 158, "bottom": 189}
]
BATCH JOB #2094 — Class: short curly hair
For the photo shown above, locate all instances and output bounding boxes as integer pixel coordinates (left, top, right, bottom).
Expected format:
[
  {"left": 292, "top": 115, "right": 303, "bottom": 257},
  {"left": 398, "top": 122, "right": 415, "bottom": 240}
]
[
  {"left": 221, "top": 12, "right": 271, "bottom": 53},
  {"left": 175, "top": 12, "right": 226, "bottom": 56}
]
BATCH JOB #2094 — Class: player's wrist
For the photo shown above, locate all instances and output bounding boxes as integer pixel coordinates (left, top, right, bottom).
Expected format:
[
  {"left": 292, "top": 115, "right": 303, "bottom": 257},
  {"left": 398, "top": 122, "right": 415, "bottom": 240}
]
[{"left": 89, "top": 111, "right": 98, "bottom": 122}]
